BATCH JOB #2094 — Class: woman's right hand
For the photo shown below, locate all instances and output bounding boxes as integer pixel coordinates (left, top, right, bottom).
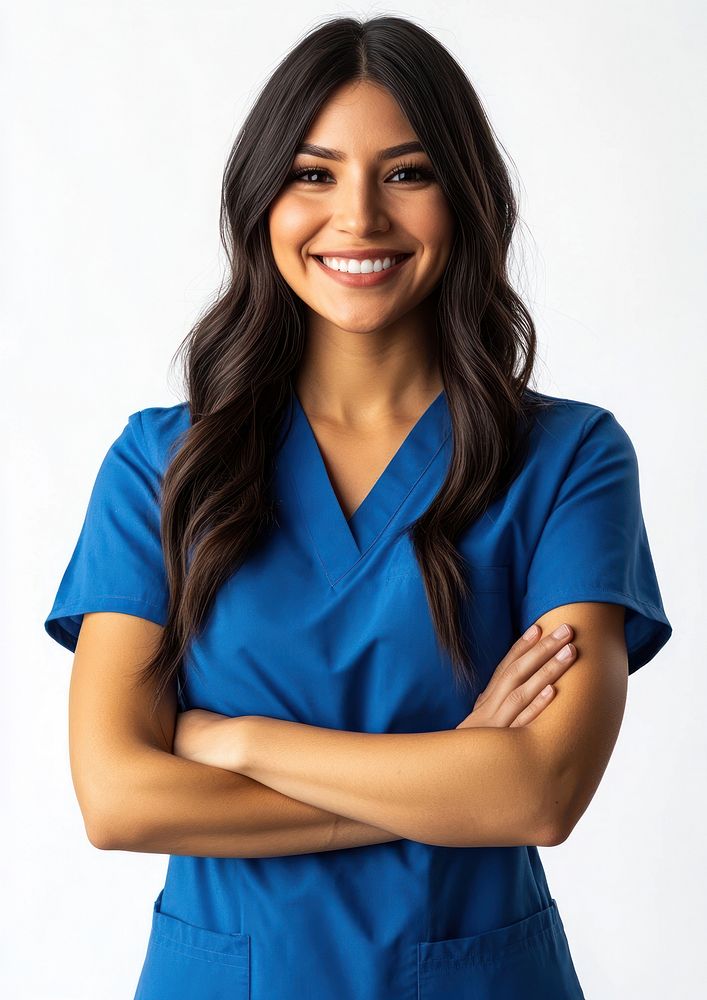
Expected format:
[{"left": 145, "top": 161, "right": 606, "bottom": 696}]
[{"left": 456, "top": 624, "right": 576, "bottom": 730}]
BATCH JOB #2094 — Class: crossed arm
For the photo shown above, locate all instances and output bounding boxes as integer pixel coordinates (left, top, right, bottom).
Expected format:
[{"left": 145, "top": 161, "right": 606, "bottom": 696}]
[
  {"left": 106, "top": 722, "right": 555, "bottom": 855},
  {"left": 172, "top": 713, "right": 563, "bottom": 849},
  {"left": 87, "top": 602, "right": 627, "bottom": 856}
]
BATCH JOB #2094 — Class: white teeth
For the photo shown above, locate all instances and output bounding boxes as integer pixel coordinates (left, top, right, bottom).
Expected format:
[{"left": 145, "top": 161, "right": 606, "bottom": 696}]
[{"left": 320, "top": 254, "right": 407, "bottom": 273}]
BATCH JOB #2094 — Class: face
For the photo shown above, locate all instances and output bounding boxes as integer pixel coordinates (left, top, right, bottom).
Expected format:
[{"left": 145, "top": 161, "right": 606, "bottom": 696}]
[{"left": 267, "top": 80, "right": 455, "bottom": 337}]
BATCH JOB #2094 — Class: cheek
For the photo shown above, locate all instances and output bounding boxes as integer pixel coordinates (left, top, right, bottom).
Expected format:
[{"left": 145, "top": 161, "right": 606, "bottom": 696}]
[
  {"left": 269, "top": 195, "right": 317, "bottom": 257},
  {"left": 414, "top": 193, "right": 455, "bottom": 256}
]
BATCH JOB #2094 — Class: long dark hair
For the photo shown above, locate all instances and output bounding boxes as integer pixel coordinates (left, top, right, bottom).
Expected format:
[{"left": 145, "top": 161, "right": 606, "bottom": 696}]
[{"left": 133, "top": 14, "right": 551, "bottom": 719}]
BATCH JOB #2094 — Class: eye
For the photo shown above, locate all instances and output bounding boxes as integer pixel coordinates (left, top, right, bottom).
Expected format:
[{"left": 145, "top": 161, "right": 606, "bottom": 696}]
[
  {"left": 287, "top": 164, "right": 333, "bottom": 184},
  {"left": 387, "top": 160, "right": 436, "bottom": 184},
  {"left": 285, "top": 160, "right": 435, "bottom": 185}
]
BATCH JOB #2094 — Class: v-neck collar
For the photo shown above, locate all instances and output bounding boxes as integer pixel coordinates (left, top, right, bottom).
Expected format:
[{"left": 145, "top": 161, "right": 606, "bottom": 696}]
[{"left": 279, "top": 387, "right": 452, "bottom": 585}]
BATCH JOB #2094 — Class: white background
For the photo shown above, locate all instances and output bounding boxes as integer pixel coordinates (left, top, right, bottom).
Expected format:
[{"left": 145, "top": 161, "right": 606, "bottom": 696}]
[{"left": 3, "top": 2, "right": 705, "bottom": 998}]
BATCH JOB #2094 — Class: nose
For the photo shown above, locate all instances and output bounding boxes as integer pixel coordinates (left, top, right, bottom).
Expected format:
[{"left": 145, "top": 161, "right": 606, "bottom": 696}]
[{"left": 330, "top": 174, "right": 390, "bottom": 236}]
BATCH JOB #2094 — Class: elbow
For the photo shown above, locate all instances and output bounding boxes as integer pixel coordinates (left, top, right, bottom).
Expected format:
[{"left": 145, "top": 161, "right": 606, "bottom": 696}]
[
  {"left": 75, "top": 782, "right": 115, "bottom": 849},
  {"left": 73, "top": 755, "right": 150, "bottom": 851},
  {"left": 86, "top": 817, "right": 118, "bottom": 851},
  {"left": 533, "top": 765, "right": 578, "bottom": 848},
  {"left": 85, "top": 809, "right": 144, "bottom": 851},
  {"left": 535, "top": 817, "right": 572, "bottom": 847},
  {"left": 81, "top": 800, "right": 117, "bottom": 850},
  {"left": 80, "top": 785, "right": 144, "bottom": 852},
  {"left": 83, "top": 803, "right": 131, "bottom": 851},
  {"left": 526, "top": 808, "right": 571, "bottom": 849},
  {"left": 536, "top": 780, "right": 582, "bottom": 847},
  {"left": 545, "top": 793, "right": 591, "bottom": 846}
]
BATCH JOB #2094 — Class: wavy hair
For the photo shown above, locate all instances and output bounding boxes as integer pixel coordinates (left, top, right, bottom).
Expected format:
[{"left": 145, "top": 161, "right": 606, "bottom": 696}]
[{"left": 133, "top": 14, "right": 551, "bottom": 719}]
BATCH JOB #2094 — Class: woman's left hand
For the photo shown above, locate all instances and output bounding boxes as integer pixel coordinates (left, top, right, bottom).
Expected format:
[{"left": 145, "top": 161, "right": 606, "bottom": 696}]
[{"left": 173, "top": 708, "right": 249, "bottom": 772}]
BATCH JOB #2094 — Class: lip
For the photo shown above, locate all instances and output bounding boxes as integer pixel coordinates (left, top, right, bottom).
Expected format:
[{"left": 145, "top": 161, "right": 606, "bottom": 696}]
[
  {"left": 312, "top": 252, "right": 413, "bottom": 287},
  {"left": 311, "top": 248, "right": 411, "bottom": 260}
]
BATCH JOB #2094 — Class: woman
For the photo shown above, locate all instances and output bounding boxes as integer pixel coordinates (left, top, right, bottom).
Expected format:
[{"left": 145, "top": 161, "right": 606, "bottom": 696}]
[{"left": 44, "top": 15, "right": 672, "bottom": 1000}]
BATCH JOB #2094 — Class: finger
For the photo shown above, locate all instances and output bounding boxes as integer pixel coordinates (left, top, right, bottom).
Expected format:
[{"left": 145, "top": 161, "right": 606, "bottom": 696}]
[
  {"left": 493, "top": 641, "right": 576, "bottom": 727},
  {"left": 475, "top": 624, "right": 544, "bottom": 708},
  {"left": 481, "top": 624, "right": 574, "bottom": 714},
  {"left": 509, "top": 684, "right": 555, "bottom": 727}
]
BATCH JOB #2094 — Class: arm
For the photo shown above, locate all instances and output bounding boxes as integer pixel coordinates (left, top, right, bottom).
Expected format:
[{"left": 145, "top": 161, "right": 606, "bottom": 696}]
[
  {"left": 72, "top": 612, "right": 400, "bottom": 856},
  {"left": 105, "top": 745, "right": 401, "bottom": 856},
  {"left": 231, "top": 717, "right": 557, "bottom": 849},
  {"left": 227, "top": 601, "right": 627, "bottom": 849},
  {"left": 519, "top": 601, "right": 629, "bottom": 841}
]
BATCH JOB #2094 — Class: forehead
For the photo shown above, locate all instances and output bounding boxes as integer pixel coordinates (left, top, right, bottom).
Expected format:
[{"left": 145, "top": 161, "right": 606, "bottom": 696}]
[{"left": 300, "top": 80, "right": 418, "bottom": 153}]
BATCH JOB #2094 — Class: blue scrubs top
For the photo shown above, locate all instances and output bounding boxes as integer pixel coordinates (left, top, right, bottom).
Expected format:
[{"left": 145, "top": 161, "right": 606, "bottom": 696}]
[{"left": 44, "top": 387, "right": 672, "bottom": 1000}]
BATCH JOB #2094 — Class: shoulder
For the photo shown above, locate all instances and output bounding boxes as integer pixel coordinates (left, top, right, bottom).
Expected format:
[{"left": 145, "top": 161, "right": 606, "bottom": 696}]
[
  {"left": 521, "top": 388, "right": 633, "bottom": 461},
  {"left": 126, "top": 402, "right": 192, "bottom": 477}
]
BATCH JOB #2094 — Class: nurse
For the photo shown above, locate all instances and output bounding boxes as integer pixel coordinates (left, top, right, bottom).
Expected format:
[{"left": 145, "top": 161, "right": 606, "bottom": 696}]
[{"left": 44, "top": 15, "right": 672, "bottom": 1000}]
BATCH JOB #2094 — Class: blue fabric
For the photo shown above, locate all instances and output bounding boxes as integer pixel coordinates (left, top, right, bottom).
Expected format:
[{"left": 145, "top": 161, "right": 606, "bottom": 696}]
[
  {"left": 44, "top": 409, "right": 177, "bottom": 652},
  {"left": 514, "top": 401, "right": 672, "bottom": 674},
  {"left": 44, "top": 388, "right": 673, "bottom": 999}
]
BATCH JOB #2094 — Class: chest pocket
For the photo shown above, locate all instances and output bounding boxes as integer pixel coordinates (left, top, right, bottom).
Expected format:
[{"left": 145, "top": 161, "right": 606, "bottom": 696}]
[
  {"left": 417, "top": 898, "right": 585, "bottom": 999},
  {"left": 134, "top": 891, "right": 250, "bottom": 1000}
]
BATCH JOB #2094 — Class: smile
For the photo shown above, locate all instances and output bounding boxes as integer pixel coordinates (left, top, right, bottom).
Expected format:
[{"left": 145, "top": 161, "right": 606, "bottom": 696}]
[{"left": 311, "top": 252, "right": 413, "bottom": 287}]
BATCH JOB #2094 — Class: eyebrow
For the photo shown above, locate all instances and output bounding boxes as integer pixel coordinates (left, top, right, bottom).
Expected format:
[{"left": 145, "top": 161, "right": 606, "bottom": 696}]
[{"left": 294, "top": 140, "right": 426, "bottom": 162}]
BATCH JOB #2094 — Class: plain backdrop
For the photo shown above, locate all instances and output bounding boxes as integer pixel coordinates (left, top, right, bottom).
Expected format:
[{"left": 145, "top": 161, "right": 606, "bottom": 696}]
[{"left": 2, "top": 2, "right": 705, "bottom": 998}]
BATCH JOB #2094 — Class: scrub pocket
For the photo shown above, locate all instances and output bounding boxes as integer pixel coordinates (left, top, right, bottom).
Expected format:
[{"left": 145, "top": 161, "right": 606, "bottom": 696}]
[
  {"left": 134, "top": 890, "right": 250, "bottom": 1000},
  {"left": 417, "top": 898, "right": 585, "bottom": 1000}
]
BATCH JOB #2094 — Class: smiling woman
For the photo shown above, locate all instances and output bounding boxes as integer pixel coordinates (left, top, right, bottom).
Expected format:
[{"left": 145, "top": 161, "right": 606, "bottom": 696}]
[
  {"left": 44, "top": 12, "right": 672, "bottom": 1000},
  {"left": 268, "top": 92, "right": 453, "bottom": 306}
]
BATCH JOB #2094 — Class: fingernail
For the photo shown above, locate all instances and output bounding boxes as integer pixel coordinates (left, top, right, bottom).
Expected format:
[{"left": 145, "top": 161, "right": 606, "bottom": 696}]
[
  {"left": 551, "top": 623, "right": 571, "bottom": 639},
  {"left": 523, "top": 624, "right": 539, "bottom": 640}
]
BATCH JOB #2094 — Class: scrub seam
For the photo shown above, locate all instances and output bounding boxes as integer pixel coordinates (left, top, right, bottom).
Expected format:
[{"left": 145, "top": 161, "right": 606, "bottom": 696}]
[
  {"left": 418, "top": 916, "right": 560, "bottom": 972},
  {"left": 50, "top": 595, "right": 165, "bottom": 609},
  {"left": 355, "top": 427, "right": 452, "bottom": 569},
  {"left": 150, "top": 930, "right": 248, "bottom": 968},
  {"left": 524, "top": 585, "right": 668, "bottom": 621}
]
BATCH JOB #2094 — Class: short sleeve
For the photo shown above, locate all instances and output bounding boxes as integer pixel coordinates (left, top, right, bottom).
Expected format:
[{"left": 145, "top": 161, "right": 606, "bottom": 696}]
[
  {"left": 44, "top": 410, "right": 169, "bottom": 653},
  {"left": 519, "top": 407, "right": 673, "bottom": 675}
]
